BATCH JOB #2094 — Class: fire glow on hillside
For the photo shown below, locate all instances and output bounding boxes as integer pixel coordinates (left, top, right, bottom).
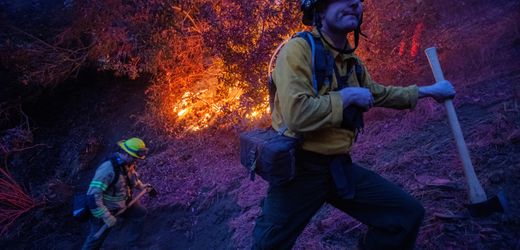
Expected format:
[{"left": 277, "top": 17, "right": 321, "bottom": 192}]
[
  {"left": 142, "top": 1, "right": 302, "bottom": 134},
  {"left": 162, "top": 57, "right": 271, "bottom": 132}
]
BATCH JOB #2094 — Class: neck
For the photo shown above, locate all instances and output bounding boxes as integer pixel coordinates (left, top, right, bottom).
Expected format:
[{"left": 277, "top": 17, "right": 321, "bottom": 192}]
[{"left": 320, "top": 26, "right": 349, "bottom": 49}]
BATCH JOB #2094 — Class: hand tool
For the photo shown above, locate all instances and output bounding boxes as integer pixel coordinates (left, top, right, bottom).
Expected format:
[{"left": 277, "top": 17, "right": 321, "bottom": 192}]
[
  {"left": 425, "top": 47, "right": 508, "bottom": 217},
  {"left": 93, "top": 187, "right": 151, "bottom": 239}
]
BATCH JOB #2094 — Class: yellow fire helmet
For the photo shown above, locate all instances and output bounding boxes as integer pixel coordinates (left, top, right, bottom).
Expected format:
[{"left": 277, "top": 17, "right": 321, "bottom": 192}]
[{"left": 118, "top": 137, "right": 149, "bottom": 159}]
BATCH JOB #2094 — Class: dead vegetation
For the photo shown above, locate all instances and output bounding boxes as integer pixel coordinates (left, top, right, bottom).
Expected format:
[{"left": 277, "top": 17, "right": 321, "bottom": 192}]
[{"left": 0, "top": 167, "right": 39, "bottom": 236}]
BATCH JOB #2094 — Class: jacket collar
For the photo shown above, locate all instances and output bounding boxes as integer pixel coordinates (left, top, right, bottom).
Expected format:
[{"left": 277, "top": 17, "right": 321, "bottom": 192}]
[{"left": 311, "top": 27, "right": 358, "bottom": 62}]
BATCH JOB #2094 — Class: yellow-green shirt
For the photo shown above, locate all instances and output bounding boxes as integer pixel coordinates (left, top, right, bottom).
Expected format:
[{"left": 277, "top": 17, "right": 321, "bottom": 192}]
[{"left": 271, "top": 29, "right": 418, "bottom": 155}]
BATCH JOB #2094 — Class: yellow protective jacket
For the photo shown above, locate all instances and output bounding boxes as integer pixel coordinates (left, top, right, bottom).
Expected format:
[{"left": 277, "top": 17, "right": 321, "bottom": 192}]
[
  {"left": 271, "top": 29, "right": 418, "bottom": 155},
  {"left": 87, "top": 159, "right": 145, "bottom": 219}
]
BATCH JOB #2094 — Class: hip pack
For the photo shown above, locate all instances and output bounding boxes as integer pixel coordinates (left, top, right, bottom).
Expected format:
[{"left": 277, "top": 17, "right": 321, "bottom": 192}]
[{"left": 240, "top": 127, "right": 300, "bottom": 186}]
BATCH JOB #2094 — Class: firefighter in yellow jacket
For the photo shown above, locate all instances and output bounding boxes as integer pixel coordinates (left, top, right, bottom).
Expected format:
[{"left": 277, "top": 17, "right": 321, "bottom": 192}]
[
  {"left": 82, "top": 137, "right": 154, "bottom": 250},
  {"left": 252, "top": 0, "right": 455, "bottom": 249}
]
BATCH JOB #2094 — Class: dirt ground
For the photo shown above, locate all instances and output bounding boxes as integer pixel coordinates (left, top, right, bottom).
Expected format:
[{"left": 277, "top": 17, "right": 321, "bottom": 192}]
[{"left": 0, "top": 74, "right": 244, "bottom": 250}]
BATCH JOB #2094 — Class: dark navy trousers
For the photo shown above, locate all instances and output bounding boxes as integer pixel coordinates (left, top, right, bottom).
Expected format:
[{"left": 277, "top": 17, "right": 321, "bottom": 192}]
[
  {"left": 252, "top": 151, "right": 425, "bottom": 250},
  {"left": 81, "top": 202, "right": 147, "bottom": 250}
]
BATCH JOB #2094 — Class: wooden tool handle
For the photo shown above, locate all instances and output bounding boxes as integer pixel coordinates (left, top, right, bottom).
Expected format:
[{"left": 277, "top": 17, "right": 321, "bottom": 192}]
[
  {"left": 424, "top": 47, "right": 487, "bottom": 204},
  {"left": 93, "top": 189, "right": 149, "bottom": 239}
]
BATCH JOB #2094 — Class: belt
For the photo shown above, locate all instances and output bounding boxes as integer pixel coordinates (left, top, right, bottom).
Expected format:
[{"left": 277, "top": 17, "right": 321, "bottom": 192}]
[{"left": 298, "top": 149, "right": 352, "bottom": 165}]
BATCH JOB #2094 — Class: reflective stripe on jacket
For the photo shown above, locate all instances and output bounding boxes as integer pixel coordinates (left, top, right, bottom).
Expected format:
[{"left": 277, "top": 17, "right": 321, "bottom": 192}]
[{"left": 87, "top": 160, "right": 145, "bottom": 219}]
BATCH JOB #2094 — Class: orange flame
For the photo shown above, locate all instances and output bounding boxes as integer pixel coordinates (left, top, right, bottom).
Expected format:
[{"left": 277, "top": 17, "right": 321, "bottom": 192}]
[{"left": 164, "top": 57, "right": 269, "bottom": 133}]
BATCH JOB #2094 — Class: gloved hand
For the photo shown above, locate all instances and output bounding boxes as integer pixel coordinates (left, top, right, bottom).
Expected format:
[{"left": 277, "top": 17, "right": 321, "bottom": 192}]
[
  {"left": 144, "top": 184, "right": 158, "bottom": 197},
  {"left": 419, "top": 80, "right": 456, "bottom": 103},
  {"left": 338, "top": 87, "right": 374, "bottom": 110},
  {"left": 102, "top": 214, "right": 117, "bottom": 228}
]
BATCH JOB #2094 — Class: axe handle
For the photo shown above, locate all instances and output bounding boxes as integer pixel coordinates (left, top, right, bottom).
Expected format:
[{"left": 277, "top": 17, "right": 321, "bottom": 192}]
[
  {"left": 424, "top": 47, "right": 487, "bottom": 204},
  {"left": 93, "top": 188, "right": 149, "bottom": 239}
]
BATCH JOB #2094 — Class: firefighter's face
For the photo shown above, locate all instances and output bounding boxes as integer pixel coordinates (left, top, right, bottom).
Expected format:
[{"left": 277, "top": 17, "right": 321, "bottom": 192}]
[
  {"left": 320, "top": 0, "right": 363, "bottom": 33},
  {"left": 120, "top": 152, "right": 137, "bottom": 165}
]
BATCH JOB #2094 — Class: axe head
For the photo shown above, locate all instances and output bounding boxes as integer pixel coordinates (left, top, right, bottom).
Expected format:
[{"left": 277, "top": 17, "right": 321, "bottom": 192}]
[{"left": 465, "top": 190, "right": 509, "bottom": 217}]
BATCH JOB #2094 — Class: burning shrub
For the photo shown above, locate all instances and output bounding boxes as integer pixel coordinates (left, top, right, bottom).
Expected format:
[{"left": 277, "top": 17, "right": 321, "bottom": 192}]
[
  {"left": 146, "top": 0, "right": 302, "bottom": 134},
  {"left": 1, "top": 0, "right": 302, "bottom": 134}
]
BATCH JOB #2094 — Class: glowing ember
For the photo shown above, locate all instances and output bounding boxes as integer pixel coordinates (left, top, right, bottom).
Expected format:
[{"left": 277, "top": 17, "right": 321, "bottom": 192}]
[
  {"left": 177, "top": 108, "right": 189, "bottom": 117},
  {"left": 411, "top": 22, "right": 425, "bottom": 57},
  {"left": 399, "top": 40, "right": 406, "bottom": 57}
]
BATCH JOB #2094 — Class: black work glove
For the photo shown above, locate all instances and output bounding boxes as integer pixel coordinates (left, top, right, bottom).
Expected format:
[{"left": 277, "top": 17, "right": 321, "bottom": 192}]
[
  {"left": 144, "top": 184, "right": 158, "bottom": 198},
  {"left": 341, "top": 105, "right": 365, "bottom": 132}
]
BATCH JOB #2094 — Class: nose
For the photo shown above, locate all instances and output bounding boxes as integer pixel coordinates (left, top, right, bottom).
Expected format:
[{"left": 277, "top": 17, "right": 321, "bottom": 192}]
[
  {"left": 343, "top": 0, "right": 362, "bottom": 11},
  {"left": 349, "top": 1, "right": 361, "bottom": 10}
]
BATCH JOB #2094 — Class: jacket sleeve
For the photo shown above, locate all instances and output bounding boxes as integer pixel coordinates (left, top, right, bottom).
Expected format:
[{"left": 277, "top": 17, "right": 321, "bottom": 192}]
[
  {"left": 358, "top": 60, "right": 419, "bottom": 109},
  {"left": 272, "top": 38, "right": 343, "bottom": 133},
  {"left": 87, "top": 162, "right": 114, "bottom": 219}
]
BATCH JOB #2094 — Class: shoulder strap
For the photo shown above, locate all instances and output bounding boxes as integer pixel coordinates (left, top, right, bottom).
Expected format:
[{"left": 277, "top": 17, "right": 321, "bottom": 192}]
[
  {"left": 269, "top": 31, "right": 365, "bottom": 98},
  {"left": 268, "top": 31, "right": 334, "bottom": 111},
  {"left": 267, "top": 31, "right": 366, "bottom": 138},
  {"left": 108, "top": 157, "right": 121, "bottom": 189},
  {"left": 107, "top": 156, "right": 133, "bottom": 198},
  {"left": 295, "top": 31, "right": 335, "bottom": 95}
]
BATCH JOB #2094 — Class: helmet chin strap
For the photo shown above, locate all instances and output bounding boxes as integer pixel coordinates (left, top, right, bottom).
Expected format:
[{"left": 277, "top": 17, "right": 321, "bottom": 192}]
[{"left": 314, "top": 10, "right": 365, "bottom": 54}]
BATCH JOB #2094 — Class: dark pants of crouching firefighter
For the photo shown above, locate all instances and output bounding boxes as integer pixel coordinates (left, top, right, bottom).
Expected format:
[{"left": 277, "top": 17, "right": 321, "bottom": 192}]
[
  {"left": 252, "top": 150, "right": 425, "bottom": 250},
  {"left": 81, "top": 202, "right": 147, "bottom": 250}
]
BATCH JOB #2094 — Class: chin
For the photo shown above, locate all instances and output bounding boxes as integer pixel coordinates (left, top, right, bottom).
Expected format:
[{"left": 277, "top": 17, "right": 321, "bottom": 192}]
[
  {"left": 333, "top": 22, "right": 358, "bottom": 32},
  {"left": 342, "top": 26, "right": 357, "bottom": 32},
  {"left": 332, "top": 26, "right": 357, "bottom": 34}
]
